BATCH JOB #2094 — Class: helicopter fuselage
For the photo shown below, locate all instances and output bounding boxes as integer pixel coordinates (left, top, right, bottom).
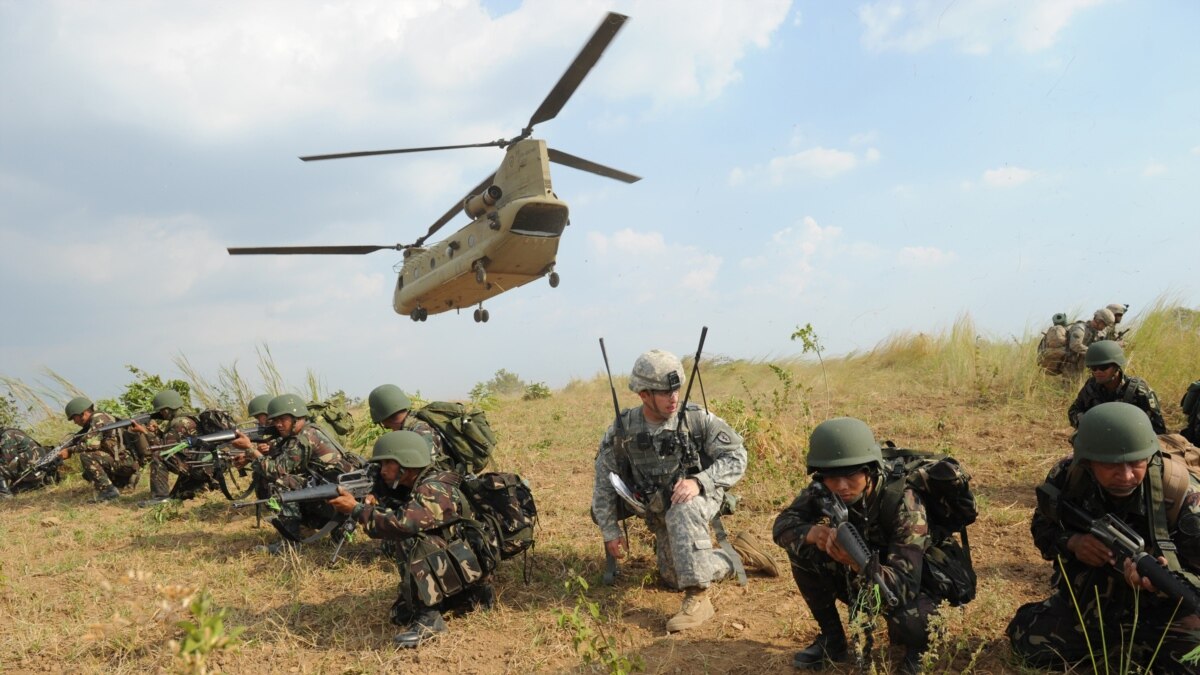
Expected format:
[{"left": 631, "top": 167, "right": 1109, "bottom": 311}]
[{"left": 393, "top": 139, "right": 568, "bottom": 318}]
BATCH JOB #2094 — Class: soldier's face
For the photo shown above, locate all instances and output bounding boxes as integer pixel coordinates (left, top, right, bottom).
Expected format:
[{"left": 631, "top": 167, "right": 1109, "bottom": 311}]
[
  {"left": 272, "top": 415, "right": 301, "bottom": 437},
  {"left": 1089, "top": 459, "right": 1148, "bottom": 497},
  {"left": 822, "top": 471, "right": 870, "bottom": 504},
  {"left": 1090, "top": 364, "right": 1118, "bottom": 386},
  {"left": 638, "top": 389, "right": 679, "bottom": 424},
  {"left": 381, "top": 409, "right": 408, "bottom": 431},
  {"left": 380, "top": 459, "right": 400, "bottom": 484},
  {"left": 253, "top": 413, "right": 268, "bottom": 426},
  {"left": 69, "top": 409, "right": 92, "bottom": 427}
]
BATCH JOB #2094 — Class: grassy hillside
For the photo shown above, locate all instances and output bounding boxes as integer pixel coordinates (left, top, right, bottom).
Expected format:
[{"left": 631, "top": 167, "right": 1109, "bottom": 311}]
[{"left": 2, "top": 302, "right": 1197, "bottom": 673}]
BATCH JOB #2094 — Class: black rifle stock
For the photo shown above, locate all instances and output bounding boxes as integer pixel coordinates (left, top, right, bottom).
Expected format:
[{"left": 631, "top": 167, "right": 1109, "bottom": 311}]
[
  {"left": 1038, "top": 483, "right": 1200, "bottom": 614},
  {"left": 813, "top": 482, "right": 900, "bottom": 608}
]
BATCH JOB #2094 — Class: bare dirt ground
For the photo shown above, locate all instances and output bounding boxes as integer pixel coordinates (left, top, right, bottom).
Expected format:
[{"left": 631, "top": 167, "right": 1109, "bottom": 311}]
[{"left": 0, "top": 364, "right": 1183, "bottom": 674}]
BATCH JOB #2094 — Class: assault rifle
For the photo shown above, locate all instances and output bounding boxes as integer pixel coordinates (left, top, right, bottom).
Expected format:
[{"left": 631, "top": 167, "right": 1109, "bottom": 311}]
[
  {"left": 233, "top": 468, "right": 376, "bottom": 563},
  {"left": 812, "top": 481, "right": 900, "bottom": 608},
  {"left": 10, "top": 411, "right": 153, "bottom": 488},
  {"left": 1038, "top": 483, "right": 1200, "bottom": 614}
]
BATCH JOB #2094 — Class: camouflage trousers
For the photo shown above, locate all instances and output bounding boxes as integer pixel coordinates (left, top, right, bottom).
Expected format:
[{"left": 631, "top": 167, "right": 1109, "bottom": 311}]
[
  {"left": 148, "top": 452, "right": 214, "bottom": 500},
  {"left": 789, "top": 548, "right": 935, "bottom": 653},
  {"left": 648, "top": 491, "right": 735, "bottom": 590},
  {"left": 1008, "top": 589, "right": 1200, "bottom": 674},
  {"left": 79, "top": 451, "right": 140, "bottom": 492}
]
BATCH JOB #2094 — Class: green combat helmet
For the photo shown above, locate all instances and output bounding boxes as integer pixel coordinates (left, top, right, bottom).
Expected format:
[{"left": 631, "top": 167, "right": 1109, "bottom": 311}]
[
  {"left": 368, "top": 384, "right": 412, "bottom": 424},
  {"left": 1052, "top": 313, "right": 1068, "bottom": 327},
  {"left": 1084, "top": 341, "right": 1127, "bottom": 369},
  {"left": 246, "top": 394, "right": 273, "bottom": 418},
  {"left": 806, "top": 417, "right": 883, "bottom": 473},
  {"left": 1073, "top": 402, "right": 1160, "bottom": 463},
  {"left": 152, "top": 389, "right": 185, "bottom": 412},
  {"left": 370, "top": 430, "right": 432, "bottom": 468},
  {"left": 65, "top": 396, "right": 94, "bottom": 418},
  {"left": 628, "top": 349, "right": 685, "bottom": 393},
  {"left": 266, "top": 394, "right": 309, "bottom": 421}
]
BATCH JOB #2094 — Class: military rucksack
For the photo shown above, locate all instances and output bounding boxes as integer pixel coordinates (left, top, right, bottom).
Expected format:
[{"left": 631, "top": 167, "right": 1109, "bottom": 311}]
[
  {"left": 1180, "top": 381, "right": 1200, "bottom": 444},
  {"left": 196, "top": 409, "right": 238, "bottom": 435},
  {"left": 461, "top": 472, "right": 536, "bottom": 559},
  {"left": 306, "top": 396, "right": 357, "bottom": 441},
  {"left": 878, "top": 444, "right": 978, "bottom": 606},
  {"left": 412, "top": 401, "right": 497, "bottom": 474}
]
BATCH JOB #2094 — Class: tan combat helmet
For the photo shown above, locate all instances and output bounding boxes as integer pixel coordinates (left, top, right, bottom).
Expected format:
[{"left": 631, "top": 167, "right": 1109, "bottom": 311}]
[
  {"left": 1106, "top": 303, "right": 1128, "bottom": 323},
  {"left": 1092, "top": 308, "right": 1116, "bottom": 328}
]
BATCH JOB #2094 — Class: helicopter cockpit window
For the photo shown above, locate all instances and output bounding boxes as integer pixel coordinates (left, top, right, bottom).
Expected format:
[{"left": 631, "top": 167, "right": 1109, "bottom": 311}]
[
  {"left": 430, "top": 257, "right": 436, "bottom": 270},
  {"left": 467, "top": 234, "right": 476, "bottom": 248}
]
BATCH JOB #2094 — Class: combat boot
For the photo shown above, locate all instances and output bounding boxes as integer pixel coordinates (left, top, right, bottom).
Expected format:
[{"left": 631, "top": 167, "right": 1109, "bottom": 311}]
[
  {"left": 470, "top": 582, "right": 496, "bottom": 611},
  {"left": 898, "top": 648, "right": 924, "bottom": 674},
  {"left": 792, "top": 634, "right": 849, "bottom": 670},
  {"left": 137, "top": 496, "right": 171, "bottom": 508},
  {"left": 666, "top": 587, "right": 714, "bottom": 632},
  {"left": 731, "top": 532, "right": 779, "bottom": 577},
  {"left": 393, "top": 608, "right": 448, "bottom": 648},
  {"left": 97, "top": 486, "right": 120, "bottom": 502},
  {"left": 0, "top": 477, "right": 13, "bottom": 499}
]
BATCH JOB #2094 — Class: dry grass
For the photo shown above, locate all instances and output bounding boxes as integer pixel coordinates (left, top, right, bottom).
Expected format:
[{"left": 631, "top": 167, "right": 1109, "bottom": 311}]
[{"left": 3, "top": 303, "right": 1198, "bottom": 673}]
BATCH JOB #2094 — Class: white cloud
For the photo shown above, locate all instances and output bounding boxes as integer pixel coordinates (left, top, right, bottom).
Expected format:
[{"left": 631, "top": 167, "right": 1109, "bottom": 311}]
[
  {"left": 1142, "top": 162, "right": 1167, "bottom": 177},
  {"left": 768, "top": 147, "right": 858, "bottom": 182},
  {"left": 738, "top": 216, "right": 842, "bottom": 296},
  {"left": 587, "top": 227, "right": 722, "bottom": 297},
  {"left": 865, "top": 147, "right": 881, "bottom": 163},
  {"left": 857, "top": 0, "right": 1109, "bottom": 54},
  {"left": 897, "top": 246, "right": 957, "bottom": 267},
  {"left": 982, "top": 166, "right": 1034, "bottom": 188}
]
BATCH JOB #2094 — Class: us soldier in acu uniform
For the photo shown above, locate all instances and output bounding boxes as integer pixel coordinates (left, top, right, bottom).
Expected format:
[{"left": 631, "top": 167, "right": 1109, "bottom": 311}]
[
  {"left": 1067, "top": 341, "right": 1166, "bottom": 434},
  {"left": 1062, "top": 308, "right": 1115, "bottom": 376},
  {"left": 1008, "top": 403, "right": 1200, "bottom": 673},
  {"left": 773, "top": 418, "right": 934, "bottom": 674},
  {"left": 592, "top": 349, "right": 778, "bottom": 633},
  {"left": 58, "top": 396, "right": 141, "bottom": 502},
  {"left": 328, "top": 431, "right": 494, "bottom": 648},
  {"left": 234, "top": 394, "right": 360, "bottom": 553},
  {"left": 0, "top": 428, "right": 52, "bottom": 497},
  {"left": 1104, "top": 302, "right": 1129, "bottom": 341},
  {"left": 367, "top": 385, "right": 450, "bottom": 471}
]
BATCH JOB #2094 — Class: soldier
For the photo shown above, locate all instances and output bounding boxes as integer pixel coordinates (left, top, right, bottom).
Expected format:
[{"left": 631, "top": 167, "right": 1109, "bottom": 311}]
[
  {"left": 773, "top": 418, "right": 934, "bottom": 674},
  {"left": 1062, "top": 308, "right": 1115, "bottom": 376},
  {"left": 246, "top": 394, "right": 272, "bottom": 427},
  {"left": 367, "top": 385, "right": 449, "bottom": 470},
  {"left": 0, "top": 427, "right": 53, "bottom": 497},
  {"left": 1036, "top": 313, "right": 1071, "bottom": 374},
  {"left": 1104, "top": 302, "right": 1129, "bottom": 340},
  {"left": 1007, "top": 402, "right": 1200, "bottom": 673},
  {"left": 1182, "top": 381, "right": 1200, "bottom": 445},
  {"left": 59, "top": 396, "right": 141, "bottom": 501},
  {"left": 234, "top": 394, "right": 360, "bottom": 553},
  {"left": 1067, "top": 341, "right": 1165, "bottom": 434},
  {"left": 328, "top": 430, "right": 494, "bottom": 647},
  {"left": 130, "top": 390, "right": 208, "bottom": 506},
  {"left": 591, "top": 349, "right": 778, "bottom": 633}
]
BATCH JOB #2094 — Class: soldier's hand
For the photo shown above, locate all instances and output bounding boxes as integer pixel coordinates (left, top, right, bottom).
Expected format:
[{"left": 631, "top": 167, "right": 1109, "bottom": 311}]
[
  {"left": 327, "top": 486, "right": 358, "bottom": 514},
  {"left": 1067, "top": 533, "right": 1114, "bottom": 567},
  {"left": 56, "top": 447, "right": 70, "bottom": 460},
  {"left": 806, "top": 525, "right": 857, "bottom": 568},
  {"left": 1122, "top": 556, "right": 1168, "bottom": 594},
  {"left": 605, "top": 537, "right": 627, "bottom": 560},
  {"left": 365, "top": 494, "right": 377, "bottom": 506},
  {"left": 230, "top": 431, "right": 252, "bottom": 450},
  {"left": 130, "top": 420, "right": 148, "bottom": 434},
  {"left": 670, "top": 477, "right": 700, "bottom": 504}
]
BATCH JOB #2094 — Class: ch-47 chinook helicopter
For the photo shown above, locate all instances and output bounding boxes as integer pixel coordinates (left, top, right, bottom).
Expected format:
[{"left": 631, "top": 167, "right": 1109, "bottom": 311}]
[{"left": 228, "top": 12, "right": 639, "bottom": 323}]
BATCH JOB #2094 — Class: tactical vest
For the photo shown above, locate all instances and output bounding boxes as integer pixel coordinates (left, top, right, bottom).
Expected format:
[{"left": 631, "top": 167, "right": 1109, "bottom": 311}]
[
  {"left": 616, "top": 404, "right": 709, "bottom": 500},
  {"left": 400, "top": 470, "right": 492, "bottom": 609}
]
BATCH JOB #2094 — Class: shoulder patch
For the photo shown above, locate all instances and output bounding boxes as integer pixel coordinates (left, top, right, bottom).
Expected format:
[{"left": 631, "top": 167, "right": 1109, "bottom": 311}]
[{"left": 716, "top": 431, "right": 732, "bottom": 445}]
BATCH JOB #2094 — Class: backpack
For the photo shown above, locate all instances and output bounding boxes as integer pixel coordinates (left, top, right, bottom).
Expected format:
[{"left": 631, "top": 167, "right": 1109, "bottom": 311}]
[
  {"left": 1181, "top": 381, "right": 1200, "bottom": 444},
  {"left": 412, "top": 401, "right": 498, "bottom": 474},
  {"left": 306, "top": 396, "right": 356, "bottom": 441},
  {"left": 461, "top": 472, "right": 537, "bottom": 562},
  {"left": 196, "top": 409, "right": 238, "bottom": 435},
  {"left": 879, "top": 443, "right": 978, "bottom": 606}
]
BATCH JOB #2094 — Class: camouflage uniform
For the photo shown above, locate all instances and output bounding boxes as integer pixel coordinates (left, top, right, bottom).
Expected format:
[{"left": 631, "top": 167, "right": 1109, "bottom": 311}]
[
  {"left": 251, "top": 422, "right": 360, "bottom": 536},
  {"left": 1068, "top": 376, "right": 1166, "bottom": 434},
  {"left": 400, "top": 416, "right": 450, "bottom": 472},
  {"left": 592, "top": 404, "right": 746, "bottom": 589},
  {"left": 144, "top": 410, "right": 205, "bottom": 499},
  {"left": 773, "top": 477, "right": 936, "bottom": 655},
  {"left": 1007, "top": 456, "right": 1200, "bottom": 673},
  {"left": 1062, "top": 321, "right": 1103, "bottom": 376},
  {"left": 349, "top": 468, "right": 490, "bottom": 623},
  {"left": 69, "top": 412, "right": 141, "bottom": 493},
  {"left": 1, "top": 428, "right": 52, "bottom": 494}
]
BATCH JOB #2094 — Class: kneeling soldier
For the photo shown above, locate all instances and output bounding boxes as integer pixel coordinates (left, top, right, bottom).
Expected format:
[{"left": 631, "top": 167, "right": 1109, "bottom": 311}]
[
  {"left": 773, "top": 418, "right": 936, "bottom": 674},
  {"left": 61, "top": 396, "right": 141, "bottom": 501},
  {"left": 328, "top": 431, "right": 494, "bottom": 647}
]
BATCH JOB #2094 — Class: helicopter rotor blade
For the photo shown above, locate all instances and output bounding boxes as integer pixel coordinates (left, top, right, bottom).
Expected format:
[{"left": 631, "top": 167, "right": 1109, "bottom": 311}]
[
  {"left": 414, "top": 172, "right": 498, "bottom": 247},
  {"left": 299, "top": 140, "right": 505, "bottom": 162},
  {"left": 525, "top": 12, "right": 628, "bottom": 131},
  {"left": 227, "top": 245, "right": 406, "bottom": 255},
  {"left": 547, "top": 148, "right": 641, "bottom": 184}
]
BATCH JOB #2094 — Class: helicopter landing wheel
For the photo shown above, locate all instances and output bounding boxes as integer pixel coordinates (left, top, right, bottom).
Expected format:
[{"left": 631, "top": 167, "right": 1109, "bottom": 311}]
[
  {"left": 474, "top": 262, "right": 487, "bottom": 285},
  {"left": 549, "top": 271, "right": 560, "bottom": 288},
  {"left": 481, "top": 309, "right": 490, "bottom": 323},
  {"left": 410, "top": 310, "right": 420, "bottom": 322},
  {"left": 473, "top": 308, "right": 482, "bottom": 323},
  {"left": 419, "top": 308, "right": 428, "bottom": 321}
]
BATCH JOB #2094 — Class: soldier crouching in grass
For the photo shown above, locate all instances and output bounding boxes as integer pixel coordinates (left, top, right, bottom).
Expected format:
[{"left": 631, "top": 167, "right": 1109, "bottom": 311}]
[
  {"left": 591, "top": 349, "right": 778, "bottom": 634},
  {"left": 1007, "top": 402, "right": 1200, "bottom": 673},
  {"left": 773, "top": 418, "right": 936, "bottom": 674},
  {"left": 59, "top": 396, "right": 141, "bottom": 502},
  {"left": 328, "top": 430, "right": 495, "bottom": 648}
]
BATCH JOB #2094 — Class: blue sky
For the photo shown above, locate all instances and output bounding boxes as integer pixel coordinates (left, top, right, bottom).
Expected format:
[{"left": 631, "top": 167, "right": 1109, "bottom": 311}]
[{"left": 1, "top": 0, "right": 1196, "bottom": 404}]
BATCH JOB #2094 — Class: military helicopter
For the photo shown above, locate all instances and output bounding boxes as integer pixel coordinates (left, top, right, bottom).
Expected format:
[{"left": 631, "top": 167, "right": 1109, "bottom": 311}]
[{"left": 228, "top": 12, "right": 639, "bottom": 323}]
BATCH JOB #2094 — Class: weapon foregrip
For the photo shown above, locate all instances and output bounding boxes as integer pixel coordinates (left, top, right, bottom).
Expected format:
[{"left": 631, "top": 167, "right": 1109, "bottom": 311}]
[{"left": 1134, "top": 554, "right": 1200, "bottom": 615}]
